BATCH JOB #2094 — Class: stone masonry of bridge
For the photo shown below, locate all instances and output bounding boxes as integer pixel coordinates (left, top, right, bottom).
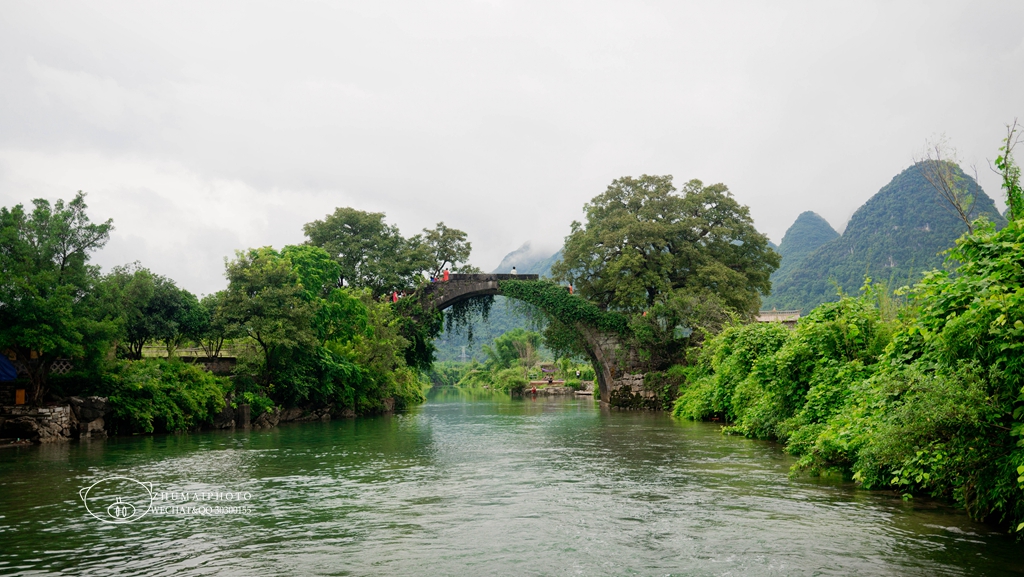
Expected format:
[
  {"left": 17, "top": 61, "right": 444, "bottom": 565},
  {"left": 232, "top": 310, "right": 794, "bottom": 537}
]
[{"left": 417, "top": 274, "right": 656, "bottom": 406}]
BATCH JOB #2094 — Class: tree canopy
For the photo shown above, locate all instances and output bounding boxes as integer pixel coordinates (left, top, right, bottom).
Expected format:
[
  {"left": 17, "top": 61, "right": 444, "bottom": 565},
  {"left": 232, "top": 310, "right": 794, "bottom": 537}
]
[
  {"left": 0, "top": 192, "right": 113, "bottom": 402},
  {"left": 303, "top": 208, "right": 475, "bottom": 295},
  {"left": 552, "top": 175, "right": 778, "bottom": 317},
  {"left": 303, "top": 207, "right": 422, "bottom": 295},
  {"left": 422, "top": 221, "right": 473, "bottom": 278},
  {"left": 99, "top": 263, "right": 204, "bottom": 359}
]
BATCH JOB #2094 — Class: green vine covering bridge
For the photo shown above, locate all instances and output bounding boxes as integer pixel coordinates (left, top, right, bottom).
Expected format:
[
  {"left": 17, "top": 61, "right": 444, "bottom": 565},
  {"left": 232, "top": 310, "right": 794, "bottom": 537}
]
[{"left": 415, "top": 274, "right": 642, "bottom": 404}]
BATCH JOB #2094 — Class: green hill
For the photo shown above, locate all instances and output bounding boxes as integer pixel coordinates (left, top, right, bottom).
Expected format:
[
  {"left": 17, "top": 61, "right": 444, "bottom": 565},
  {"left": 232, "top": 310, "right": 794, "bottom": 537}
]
[
  {"left": 767, "top": 211, "right": 839, "bottom": 296},
  {"left": 763, "top": 162, "right": 1006, "bottom": 313}
]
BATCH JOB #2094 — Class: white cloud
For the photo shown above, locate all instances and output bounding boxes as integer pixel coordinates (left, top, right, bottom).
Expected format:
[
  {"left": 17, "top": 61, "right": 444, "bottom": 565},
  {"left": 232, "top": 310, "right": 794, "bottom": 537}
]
[{"left": 1, "top": 0, "right": 1021, "bottom": 291}]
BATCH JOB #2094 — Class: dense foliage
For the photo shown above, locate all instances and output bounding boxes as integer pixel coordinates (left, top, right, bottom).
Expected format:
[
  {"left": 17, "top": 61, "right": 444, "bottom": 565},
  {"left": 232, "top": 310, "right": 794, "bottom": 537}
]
[
  {"left": 223, "top": 246, "right": 425, "bottom": 414},
  {"left": 303, "top": 207, "right": 475, "bottom": 296},
  {"left": 553, "top": 176, "right": 778, "bottom": 317},
  {"left": 0, "top": 192, "right": 114, "bottom": 403},
  {"left": 99, "top": 263, "right": 205, "bottom": 359},
  {"left": 764, "top": 163, "right": 1006, "bottom": 313},
  {"left": 101, "top": 359, "right": 229, "bottom": 435},
  {"left": 1, "top": 194, "right": 433, "bottom": 436},
  {"left": 675, "top": 214, "right": 1024, "bottom": 531}
]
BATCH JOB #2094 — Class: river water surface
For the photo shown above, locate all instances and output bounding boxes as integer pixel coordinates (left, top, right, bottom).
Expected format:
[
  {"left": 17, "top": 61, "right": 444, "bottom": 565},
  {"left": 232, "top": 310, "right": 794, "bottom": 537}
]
[{"left": 1, "top": 390, "right": 1021, "bottom": 576}]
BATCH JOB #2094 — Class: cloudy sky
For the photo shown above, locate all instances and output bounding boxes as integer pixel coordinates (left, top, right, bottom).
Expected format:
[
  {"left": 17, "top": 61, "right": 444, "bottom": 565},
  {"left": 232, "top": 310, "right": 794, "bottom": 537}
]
[{"left": 2, "top": 1, "right": 1022, "bottom": 295}]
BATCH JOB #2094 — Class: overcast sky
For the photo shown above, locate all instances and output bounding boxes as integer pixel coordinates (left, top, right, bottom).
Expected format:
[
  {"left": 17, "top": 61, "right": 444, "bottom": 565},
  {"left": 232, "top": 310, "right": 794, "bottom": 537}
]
[{"left": 2, "top": 1, "right": 1022, "bottom": 295}]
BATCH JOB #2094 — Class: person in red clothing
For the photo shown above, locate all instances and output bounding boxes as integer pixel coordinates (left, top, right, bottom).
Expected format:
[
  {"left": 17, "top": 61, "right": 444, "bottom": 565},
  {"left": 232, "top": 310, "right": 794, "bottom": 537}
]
[
  {"left": 392, "top": 291, "right": 398, "bottom": 303},
  {"left": 443, "top": 268, "right": 450, "bottom": 281}
]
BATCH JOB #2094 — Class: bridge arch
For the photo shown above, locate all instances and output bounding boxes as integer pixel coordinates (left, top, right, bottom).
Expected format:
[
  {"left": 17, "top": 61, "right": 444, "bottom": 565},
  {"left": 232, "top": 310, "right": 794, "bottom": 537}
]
[{"left": 416, "top": 274, "right": 638, "bottom": 404}]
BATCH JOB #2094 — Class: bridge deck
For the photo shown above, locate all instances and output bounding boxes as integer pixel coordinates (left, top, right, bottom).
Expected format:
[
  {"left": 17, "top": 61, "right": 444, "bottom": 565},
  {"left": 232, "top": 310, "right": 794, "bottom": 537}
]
[{"left": 446, "top": 273, "right": 539, "bottom": 281}]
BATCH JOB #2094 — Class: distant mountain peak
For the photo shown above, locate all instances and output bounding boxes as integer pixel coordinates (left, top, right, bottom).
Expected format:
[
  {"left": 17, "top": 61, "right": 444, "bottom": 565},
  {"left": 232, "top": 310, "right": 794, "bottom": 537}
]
[
  {"left": 762, "top": 163, "right": 1006, "bottom": 313},
  {"left": 493, "top": 241, "right": 561, "bottom": 276}
]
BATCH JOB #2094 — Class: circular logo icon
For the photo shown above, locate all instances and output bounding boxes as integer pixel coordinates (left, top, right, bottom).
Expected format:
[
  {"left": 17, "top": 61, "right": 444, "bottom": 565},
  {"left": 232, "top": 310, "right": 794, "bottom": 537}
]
[{"left": 80, "top": 476, "right": 153, "bottom": 524}]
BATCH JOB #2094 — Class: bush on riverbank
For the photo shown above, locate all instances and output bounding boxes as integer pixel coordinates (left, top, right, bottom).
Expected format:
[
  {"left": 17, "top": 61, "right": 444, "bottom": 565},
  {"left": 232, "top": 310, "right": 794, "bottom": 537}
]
[
  {"left": 237, "top": 391, "right": 275, "bottom": 418},
  {"left": 673, "top": 219, "right": 1024, "bottom": 531},
  {"left": 427, "top": 361, "right": 472, "bottom": 387},
  {"left": 101, "top": 359, "right": 229, "bottom": 434}
]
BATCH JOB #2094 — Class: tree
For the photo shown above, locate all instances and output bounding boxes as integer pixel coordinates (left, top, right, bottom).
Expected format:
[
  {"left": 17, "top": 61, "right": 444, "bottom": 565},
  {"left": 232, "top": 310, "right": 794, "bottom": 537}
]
[
  {"left": 100, "top": 264, "right": 201, "bottom": 359},
  {"left": 325, "top": 289, "right": 424, "bottom": 412},
  {"left": 916, "top": 137, "right": 978, "bottom": 233},
  {"left": 221, "top": 247, "right": 315, "bottom": 385},
  {"left": 995, "top": 119, "right": 1022, "bottom": 221},
  {"left": 0, "top": 192, "right": 113, "bottom": 403},
  {"left": 162, "top": 289, "right": 205, "bottom": 357},
  {"left": 281, "top": 244, "right": 342, "bottom": 300},
  {"left": 281, "top": 244, "right": 369, "bottom": 345},
  {"left": 195, "top": 291, "right": 235, "bottom": 359},
  {"left": 303, "top": 207, "right": 426, "bottom": 295},
  {"left": 482, "top": 328, "right": 543, "bottom": 372},
  {"left": 552, "top": 175, "right": 779, "bottom": 317},
  {"left": 421, "top": 221, "right": 473, "bottom": 278}
]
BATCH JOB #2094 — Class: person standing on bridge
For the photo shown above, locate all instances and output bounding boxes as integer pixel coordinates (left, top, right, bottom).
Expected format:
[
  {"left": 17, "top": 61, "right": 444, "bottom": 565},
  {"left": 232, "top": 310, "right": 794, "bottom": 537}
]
[
  {"left": 443, "top": 268, "right": 450, "bottom": 282},
  {"left": 511, "top": 266, "right": 517, "bottom": 275}
]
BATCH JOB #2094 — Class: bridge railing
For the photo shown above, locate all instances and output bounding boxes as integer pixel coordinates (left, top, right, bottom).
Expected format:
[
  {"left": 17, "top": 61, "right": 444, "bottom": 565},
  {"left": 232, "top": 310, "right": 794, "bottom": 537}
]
[{"left": 446, "top": 273, "right": 539, "bottom": 281}]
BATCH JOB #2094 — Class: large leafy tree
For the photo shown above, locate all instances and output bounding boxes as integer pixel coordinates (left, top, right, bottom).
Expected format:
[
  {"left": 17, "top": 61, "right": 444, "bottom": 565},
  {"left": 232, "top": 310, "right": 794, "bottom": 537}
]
[
  {"left": 221, "top": 247, "right": 316, "bottom": 385},
  {"left": 100, "top": 264, "right": 203, "bottom": 359},
  {"left": 421, "top": 221, "right": 473, "bottom": 278},
  {"left": 552, "top": 175, "right": 779, "bottom": 317},
  {"left": 195, "top": 291, "right": 236, "bottom": 359},
  {"left": 0, "top": 192, "right": 113, "bottom": 403},
  {"left": 303, "top": 207, "right": 427, "bottom": 296},
  {"left": 280, "top": 244, "right": 369, "bottom": 345}
]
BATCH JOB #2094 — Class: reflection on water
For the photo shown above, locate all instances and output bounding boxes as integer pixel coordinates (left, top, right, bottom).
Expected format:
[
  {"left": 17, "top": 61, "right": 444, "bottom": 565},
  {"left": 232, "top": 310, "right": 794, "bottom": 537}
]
[{"left": 0, "top": 390, "right": 1021, "bottom": 576}]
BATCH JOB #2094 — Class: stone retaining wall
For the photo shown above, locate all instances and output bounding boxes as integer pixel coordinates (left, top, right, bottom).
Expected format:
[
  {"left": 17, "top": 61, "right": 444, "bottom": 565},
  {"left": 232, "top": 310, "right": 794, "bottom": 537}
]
[
  {"left": 608, "top": 373, "right": 661, "bottom": 410},
  {"left": 0, "top": 405, "right": 73, "bottom": 442}
]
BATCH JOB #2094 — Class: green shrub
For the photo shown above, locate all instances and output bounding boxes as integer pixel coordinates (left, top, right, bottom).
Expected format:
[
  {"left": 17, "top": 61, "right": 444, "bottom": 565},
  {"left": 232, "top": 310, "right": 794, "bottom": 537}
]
[
  {"left": 491, "top": 367, "right": 528, "bottom": 395},
  {"left": 579, "top": 365, "right": 596, "bottom": 381},
  {"left": 428, "top": 361, "right": 472, "bottom": 387},
  {"left": 103, "top": 359, "right": 229, "bottom": 434},
  {"left": 238, "top": 391, "right": 275, "bottom": 418},
  {"left": 674, "top": 219, "right": 1024, "bottom": 532},
  {"left": 673, "top": 322, "right": 790, "bottom": 421}
]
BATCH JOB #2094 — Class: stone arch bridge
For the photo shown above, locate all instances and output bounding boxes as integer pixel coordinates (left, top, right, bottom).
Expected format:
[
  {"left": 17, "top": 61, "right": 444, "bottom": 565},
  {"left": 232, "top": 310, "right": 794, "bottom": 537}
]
[{"left": 416, "top": 274, "right": 651, "bottom": 406}]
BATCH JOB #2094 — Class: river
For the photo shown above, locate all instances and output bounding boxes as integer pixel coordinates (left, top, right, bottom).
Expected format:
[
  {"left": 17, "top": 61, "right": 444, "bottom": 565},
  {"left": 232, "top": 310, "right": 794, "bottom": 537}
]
[{"left": 0, "top": 390, "right": 1021, "bottom": 576}]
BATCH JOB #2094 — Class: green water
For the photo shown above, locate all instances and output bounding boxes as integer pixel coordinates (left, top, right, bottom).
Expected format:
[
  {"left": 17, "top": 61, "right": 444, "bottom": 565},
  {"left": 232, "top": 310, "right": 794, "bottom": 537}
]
[{"left": 1, "top": 389, "right": 1021, "bottom": 576}]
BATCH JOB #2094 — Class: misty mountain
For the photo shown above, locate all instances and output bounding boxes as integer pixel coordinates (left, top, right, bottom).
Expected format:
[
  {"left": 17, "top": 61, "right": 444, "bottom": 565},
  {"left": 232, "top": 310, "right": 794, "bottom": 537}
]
[
  {"left": 492, "top": 241, "right": 562, "bottom": 277},
  {"left": 762, "top": 162, "right": 1006, "bottom": 313}
]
